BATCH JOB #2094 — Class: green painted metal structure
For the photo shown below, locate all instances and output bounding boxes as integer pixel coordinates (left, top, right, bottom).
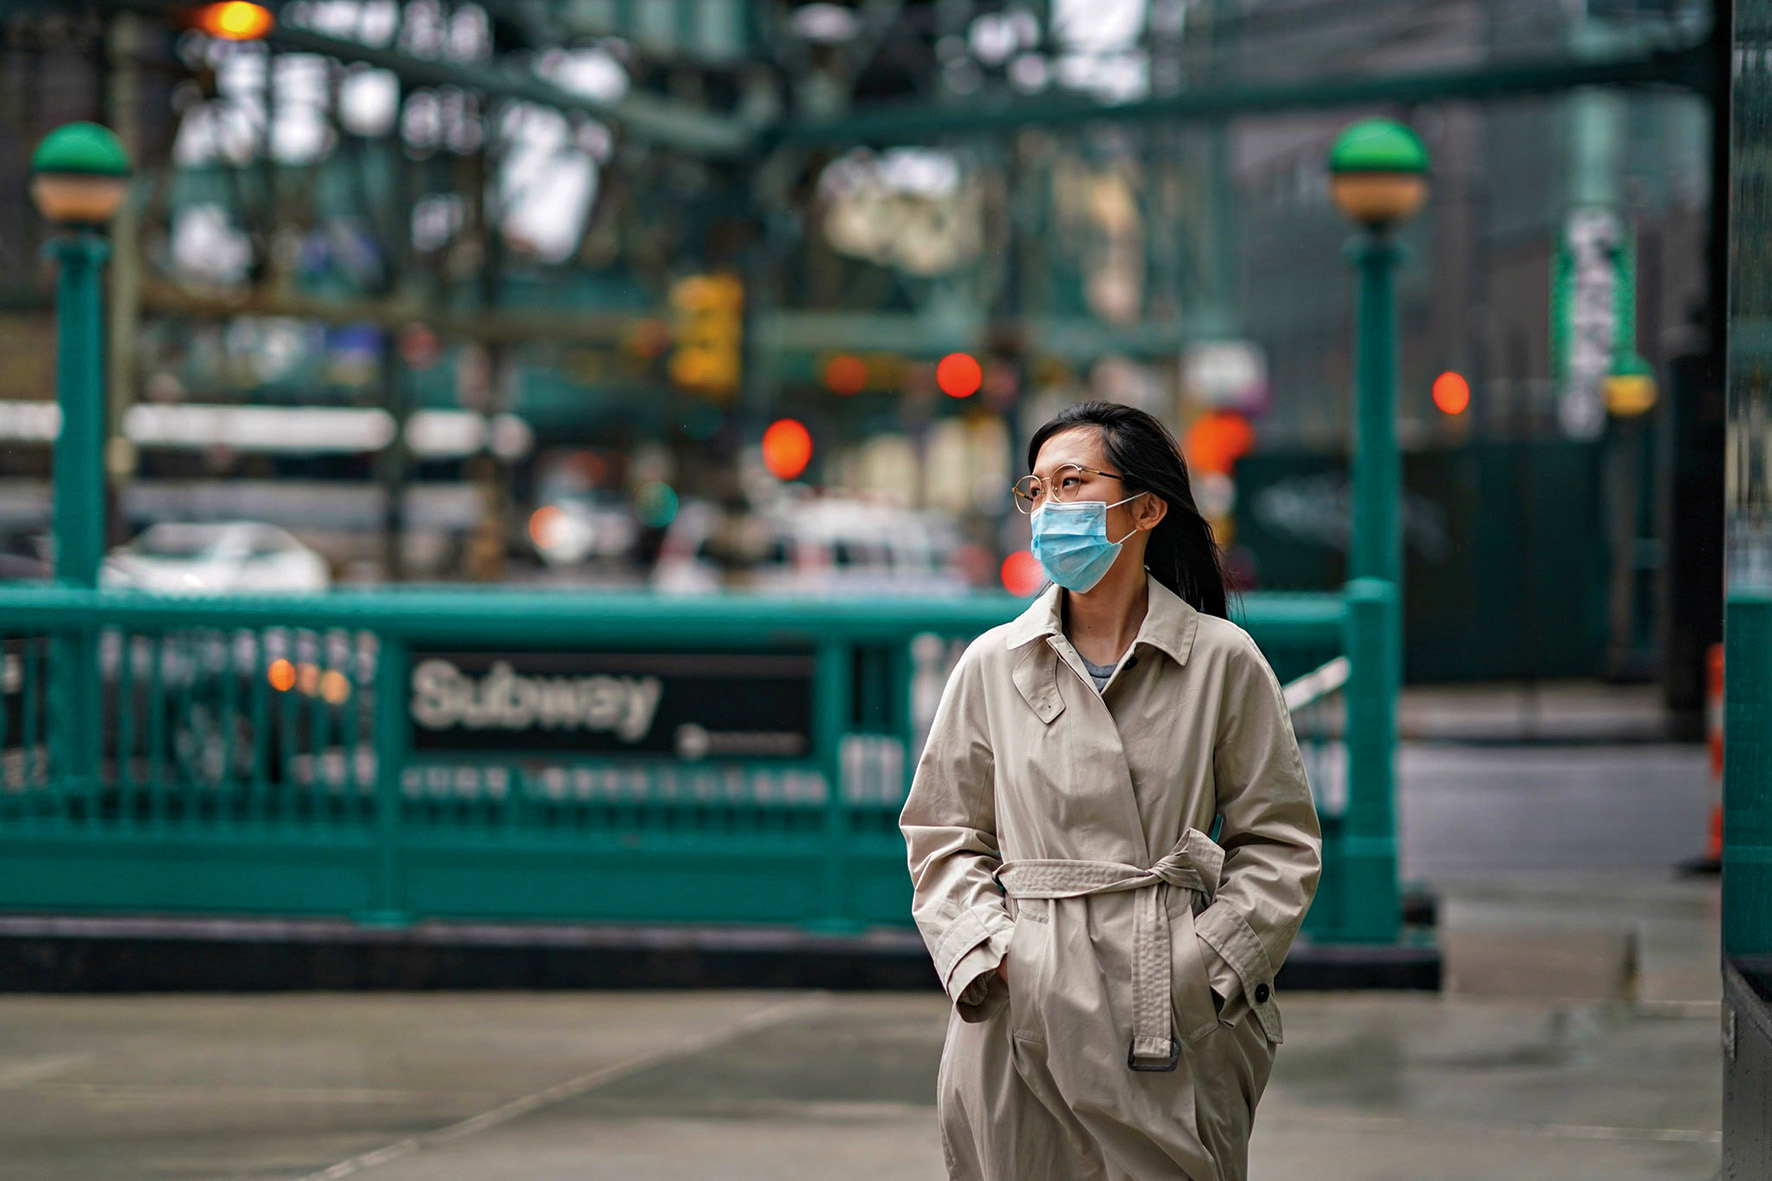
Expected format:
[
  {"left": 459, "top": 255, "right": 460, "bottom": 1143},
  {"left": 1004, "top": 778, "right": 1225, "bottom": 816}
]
[
  {"left": 0, "top": 584, "right": 1381, "bottom": 941},
  {"left": 1724, "top": 590, "right": 1772, "bottom": 957}
]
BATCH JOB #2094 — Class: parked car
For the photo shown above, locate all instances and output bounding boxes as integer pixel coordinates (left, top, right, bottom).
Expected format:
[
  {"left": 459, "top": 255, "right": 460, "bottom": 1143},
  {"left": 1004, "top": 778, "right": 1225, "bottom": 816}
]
[
  {"left": 101, "top": 522, "right": 330, "bottom": 594},
  {"left": 653, "top": 497, "right": 968, "bottom": 595}
]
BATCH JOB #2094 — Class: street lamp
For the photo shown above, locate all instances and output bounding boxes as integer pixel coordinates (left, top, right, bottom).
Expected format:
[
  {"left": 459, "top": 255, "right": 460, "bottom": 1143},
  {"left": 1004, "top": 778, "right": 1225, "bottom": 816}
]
[
  {"left": 31, "top": 121, "right": 130, "bottom": 589},
  {"left": 1327, "top": 117, "right": 1429, "bottom": 586},
  {"left": 31, "top": 121, "right": 130, "bottom": 789},
  {"left": 1325, "top": 117, "right": 1428, "bottom": 944}
]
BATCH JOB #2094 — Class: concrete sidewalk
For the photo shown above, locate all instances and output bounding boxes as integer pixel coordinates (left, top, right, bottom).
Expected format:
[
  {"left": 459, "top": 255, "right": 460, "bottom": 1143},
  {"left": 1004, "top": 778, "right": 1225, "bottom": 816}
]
[{"left": 0, "top": 982, "right": 1720, "bottom": 1180}]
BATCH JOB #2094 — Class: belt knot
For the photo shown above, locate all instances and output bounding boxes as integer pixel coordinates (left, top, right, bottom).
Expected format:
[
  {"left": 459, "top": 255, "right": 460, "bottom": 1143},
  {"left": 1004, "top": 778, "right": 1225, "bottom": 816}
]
[{"left": 993, "top": 828, "right": 1224, "bottom": 1071}]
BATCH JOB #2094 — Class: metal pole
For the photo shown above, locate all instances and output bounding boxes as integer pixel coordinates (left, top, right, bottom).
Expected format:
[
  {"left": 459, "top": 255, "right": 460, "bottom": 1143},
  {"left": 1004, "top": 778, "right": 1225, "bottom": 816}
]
[
  {"left": 1342, "top": 231, "right": 1402, "bottom": 943},
  {"left": 49, "top": 231, "right": 110, "bottom": 786},
  {"left": 1349, "top": 232, "right": 1403, "bottom": 586},
  {"left": 1341, "top": 579, "right": 1400, "bottom": 943},
  {"left": 363, "top": 632, "right": 410, "bottom": 926}
]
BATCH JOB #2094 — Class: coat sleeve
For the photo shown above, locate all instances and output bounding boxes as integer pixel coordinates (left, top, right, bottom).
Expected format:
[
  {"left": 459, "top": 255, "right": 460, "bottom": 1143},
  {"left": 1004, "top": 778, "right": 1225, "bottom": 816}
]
[
  {"left": 1194, "top": 632, "right": 1323, "bottom": 1042},
  {"left": 899, "top": 641, "right": 1013, "bottom": 1021}
]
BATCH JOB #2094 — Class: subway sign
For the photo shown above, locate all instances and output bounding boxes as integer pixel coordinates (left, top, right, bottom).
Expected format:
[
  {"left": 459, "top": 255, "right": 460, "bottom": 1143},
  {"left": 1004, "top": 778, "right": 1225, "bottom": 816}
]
[{"left": 408, "top": 650, "right": 814, "bottom": 760}]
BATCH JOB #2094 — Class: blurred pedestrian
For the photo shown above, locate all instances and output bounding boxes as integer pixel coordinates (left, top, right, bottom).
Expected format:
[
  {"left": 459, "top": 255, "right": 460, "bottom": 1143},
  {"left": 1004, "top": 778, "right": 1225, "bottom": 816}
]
[{"left": 901, "top": 401, "right": 1322, "bottom": 1180}]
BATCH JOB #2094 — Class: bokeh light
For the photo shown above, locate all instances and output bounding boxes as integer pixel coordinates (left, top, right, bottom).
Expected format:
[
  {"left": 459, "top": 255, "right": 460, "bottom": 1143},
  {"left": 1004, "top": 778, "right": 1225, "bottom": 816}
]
[
  {"left": 1001, "top": 550, "right": 1045, "bottom": 596},
  {"left": 529, "top": 504, "right": 567, "bottom": 549},
  {"left": 319, "top": 670, "right": 352, "bottom": 705},
  {"left": 762, "top": 418, "right": 814, "bottom": 480},
  {"left": 635, "top": 480, "right": 680, "bottom": 528},
  {"left": 196, "top": 1, "right": 274, "bottom": 40},
  {"left": 937, "top": 353, "right": 983, "bottom": 398},
  {"left": 1432, "top": 370, "right": 1471, "bottom": 415},
  {"left": 267, "top": 659, "right": 296, "bottom": 693},
  {"left": 1183, "top": 410, "right": 1255, "bottom": 476},
  {"left": 824, "top": 354, "right": 868, "bottom": 396}
]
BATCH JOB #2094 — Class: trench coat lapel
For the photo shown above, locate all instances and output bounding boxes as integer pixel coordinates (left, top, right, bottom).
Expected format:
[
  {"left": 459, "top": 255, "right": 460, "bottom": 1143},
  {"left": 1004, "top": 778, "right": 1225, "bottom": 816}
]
[{"left": 1002, "top": 585, "right": 1151, "bottom": 865}]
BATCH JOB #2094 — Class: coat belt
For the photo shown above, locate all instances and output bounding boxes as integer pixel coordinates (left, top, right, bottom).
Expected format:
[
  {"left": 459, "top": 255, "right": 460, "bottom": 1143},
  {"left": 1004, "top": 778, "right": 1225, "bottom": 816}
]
[{"left": 995, "top": 828, "right": 1225, "bottom": 1071}]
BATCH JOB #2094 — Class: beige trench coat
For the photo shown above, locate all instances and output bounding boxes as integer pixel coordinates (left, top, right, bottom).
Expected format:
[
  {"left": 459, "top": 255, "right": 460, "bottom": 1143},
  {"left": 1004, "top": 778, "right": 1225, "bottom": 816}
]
[{"left": 901, "top": 575, "right": 1322, "bottom": 1181}]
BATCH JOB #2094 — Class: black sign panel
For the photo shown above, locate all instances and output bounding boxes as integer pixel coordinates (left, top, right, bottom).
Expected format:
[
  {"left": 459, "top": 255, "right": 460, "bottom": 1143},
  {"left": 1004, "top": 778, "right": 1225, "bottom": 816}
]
[{"left": 407, "top": 650, "right": 815, "bottom": 760}]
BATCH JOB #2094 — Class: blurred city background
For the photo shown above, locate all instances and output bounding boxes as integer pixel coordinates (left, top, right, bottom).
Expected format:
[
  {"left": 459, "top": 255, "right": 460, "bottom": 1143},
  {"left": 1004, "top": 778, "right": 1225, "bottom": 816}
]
[{"left": 0, "top": 0, "right": 1766, "bottom": 1178}]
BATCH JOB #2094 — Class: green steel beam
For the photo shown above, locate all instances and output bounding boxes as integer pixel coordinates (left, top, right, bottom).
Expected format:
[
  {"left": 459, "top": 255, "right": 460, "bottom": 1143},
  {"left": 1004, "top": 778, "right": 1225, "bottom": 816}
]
[
  {"left": 265, "top": 25, "right": 756, "bottom": 157},
  {"left": 774, "top": 41, "right": 1717, "bottom": 146}
]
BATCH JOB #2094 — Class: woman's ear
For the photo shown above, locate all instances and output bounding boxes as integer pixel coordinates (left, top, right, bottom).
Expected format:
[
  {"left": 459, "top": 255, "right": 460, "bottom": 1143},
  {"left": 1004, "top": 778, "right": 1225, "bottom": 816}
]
[{"left": 1136, "top": 491, "right": 1168, "bottom": 531}]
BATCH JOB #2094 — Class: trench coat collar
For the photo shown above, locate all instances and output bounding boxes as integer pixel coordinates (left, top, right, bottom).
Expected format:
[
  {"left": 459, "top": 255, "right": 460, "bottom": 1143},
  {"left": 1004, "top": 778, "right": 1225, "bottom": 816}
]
[{"left": 1002, "top": 573, "right": 1200, "bottom": 669}]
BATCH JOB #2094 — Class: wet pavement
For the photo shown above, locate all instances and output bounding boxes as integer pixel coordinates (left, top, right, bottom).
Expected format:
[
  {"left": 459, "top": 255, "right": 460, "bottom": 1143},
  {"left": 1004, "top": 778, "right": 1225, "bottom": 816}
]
[
  {"left": 0, "top": 729, "right": 1724, "bottom": 1179},
  {"left": 0, "top": 984, "right": 1720, "bottom": 1180}
]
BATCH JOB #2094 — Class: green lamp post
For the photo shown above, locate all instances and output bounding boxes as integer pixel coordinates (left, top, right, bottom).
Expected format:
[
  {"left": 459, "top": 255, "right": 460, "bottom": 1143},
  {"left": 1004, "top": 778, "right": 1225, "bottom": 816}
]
[
  {"left": 31, "top": 121, "right": 130, "bottom": 788},
  {"left": 33, "top": 122, "right": 130, "bottom": 588},
  {"left": 1326, "top": 118, "right": 1429, "bottom": 943}
]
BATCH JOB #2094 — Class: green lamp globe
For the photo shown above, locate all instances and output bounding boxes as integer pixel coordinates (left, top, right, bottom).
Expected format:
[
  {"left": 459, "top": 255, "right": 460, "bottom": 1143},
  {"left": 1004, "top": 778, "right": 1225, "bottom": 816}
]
[
  {"left": 1327, "top": 119, "right": 1430, "bottom": 228},
  {"left": 30, "top": 122, "right": 131, "bottom": 226}
]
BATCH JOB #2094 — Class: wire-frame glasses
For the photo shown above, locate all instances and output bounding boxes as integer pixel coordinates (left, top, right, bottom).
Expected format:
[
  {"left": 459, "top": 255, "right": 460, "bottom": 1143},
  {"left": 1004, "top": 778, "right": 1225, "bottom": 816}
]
[{"left": 1011, "top": 464, "right": 1125, "bottom": 514}]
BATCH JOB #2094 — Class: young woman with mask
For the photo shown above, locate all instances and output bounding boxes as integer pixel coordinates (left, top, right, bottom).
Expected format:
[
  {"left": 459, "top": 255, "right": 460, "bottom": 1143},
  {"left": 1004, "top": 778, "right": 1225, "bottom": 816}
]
[{"left": 900, "top": 401, "right": 1321, "bottom": 1181}]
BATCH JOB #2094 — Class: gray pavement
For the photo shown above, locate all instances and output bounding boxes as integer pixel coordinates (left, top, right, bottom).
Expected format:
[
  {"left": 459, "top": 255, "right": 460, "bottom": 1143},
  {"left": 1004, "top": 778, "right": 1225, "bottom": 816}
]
[
  {"left": 0, "top": 723, "right": 1726, "bottom": 1179},
  {"left": 0, "top": 988, "right": 1721, "bottom": 1180}
]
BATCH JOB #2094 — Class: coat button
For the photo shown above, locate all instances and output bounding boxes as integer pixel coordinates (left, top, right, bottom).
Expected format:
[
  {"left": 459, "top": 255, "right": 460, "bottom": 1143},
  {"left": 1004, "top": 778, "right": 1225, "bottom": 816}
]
[{"left": 1254, "top": 982, "right": 1271, "bottom": 1004}]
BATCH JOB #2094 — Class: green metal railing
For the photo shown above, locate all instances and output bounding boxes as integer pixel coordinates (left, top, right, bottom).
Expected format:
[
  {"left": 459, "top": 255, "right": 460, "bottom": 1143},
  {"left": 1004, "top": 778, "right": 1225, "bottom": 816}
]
[{"left": 0, "top": 583, "right": 1393, "bottom": 941}]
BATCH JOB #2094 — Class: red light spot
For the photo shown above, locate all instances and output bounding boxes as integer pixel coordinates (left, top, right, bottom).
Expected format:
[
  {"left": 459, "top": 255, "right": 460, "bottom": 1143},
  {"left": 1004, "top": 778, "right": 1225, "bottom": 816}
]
[
  {"left": 1183, "top": 411, "right": 1255, "bottom": 476},
  {"left": 823, "top": 354, "right": 868, "bottom": 396},
  {"left": 937, "top": 353, "right": 983, "bottom": 398},
  {"left": 762, "top": 419, "right": 814, "bottom": 480},
  {"left": 1432, "top": 371, "right": 1470, "bottom": 415},
  {"left": 1001, "top": 551, "right": 1045, "bottom": 596}
]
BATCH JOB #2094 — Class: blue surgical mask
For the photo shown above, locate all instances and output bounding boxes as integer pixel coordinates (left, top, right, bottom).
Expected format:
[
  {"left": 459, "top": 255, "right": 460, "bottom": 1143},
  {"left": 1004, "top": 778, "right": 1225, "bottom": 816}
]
[{"left": 1030, "top": 494, "right": 1143, "bottom": 593}]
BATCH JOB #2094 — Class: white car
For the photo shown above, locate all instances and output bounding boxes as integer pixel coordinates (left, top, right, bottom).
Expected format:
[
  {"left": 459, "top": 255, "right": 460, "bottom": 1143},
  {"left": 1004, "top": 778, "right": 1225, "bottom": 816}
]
[
  {"left": 102, "top": 522, "right": 330, "bottom": 594},
  {"left": 653, "top": 498, "right": 968, "bottom": 596}
]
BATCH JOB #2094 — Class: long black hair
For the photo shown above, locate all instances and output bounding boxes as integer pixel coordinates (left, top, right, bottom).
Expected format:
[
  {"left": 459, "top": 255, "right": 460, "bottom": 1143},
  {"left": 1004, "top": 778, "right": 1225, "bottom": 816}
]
[{"left": 1026, "top": 400, "right": 1229, "bottom": 619}]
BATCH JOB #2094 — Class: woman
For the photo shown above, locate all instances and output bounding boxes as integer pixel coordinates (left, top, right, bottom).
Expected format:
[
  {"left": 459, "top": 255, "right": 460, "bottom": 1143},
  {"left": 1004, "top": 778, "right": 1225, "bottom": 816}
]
[{"left": 900, "top": 401, "right": 1321, "bottom": 1181}]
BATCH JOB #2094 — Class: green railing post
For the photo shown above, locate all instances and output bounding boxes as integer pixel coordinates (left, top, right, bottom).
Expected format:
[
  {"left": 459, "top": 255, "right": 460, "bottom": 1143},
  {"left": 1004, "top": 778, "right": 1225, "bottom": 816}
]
[
  {"left": 1724, "top": 590, "right": 1772, "bottom": 957},
  {"left": 362, "top": 633, "right": 410, "bottom": 925},
  {"left": 1340, "top": 578, "right": 1400, "bottom": 943},
  {"left": 47, "top": 231, "right": 110, "bottom": 792},
  {"left": 815, "top": 641, "right": 856, "bottom": 930}
]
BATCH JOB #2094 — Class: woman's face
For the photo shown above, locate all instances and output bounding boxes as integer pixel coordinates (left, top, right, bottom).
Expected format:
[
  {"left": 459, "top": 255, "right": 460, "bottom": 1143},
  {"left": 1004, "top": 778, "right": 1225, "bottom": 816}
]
[{"left": 1030, "top": 427, "right": 1152, "bottom": 544}]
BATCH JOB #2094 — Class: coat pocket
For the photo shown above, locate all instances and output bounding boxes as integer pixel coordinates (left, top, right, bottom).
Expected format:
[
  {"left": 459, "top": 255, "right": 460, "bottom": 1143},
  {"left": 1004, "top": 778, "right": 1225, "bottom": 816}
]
[
  {"left": 1168, "top": 898, "right": 1220, "bottom": 1045},
  {"left": 1005, "top": 902, "right": 1049, "bottom": 1043}
]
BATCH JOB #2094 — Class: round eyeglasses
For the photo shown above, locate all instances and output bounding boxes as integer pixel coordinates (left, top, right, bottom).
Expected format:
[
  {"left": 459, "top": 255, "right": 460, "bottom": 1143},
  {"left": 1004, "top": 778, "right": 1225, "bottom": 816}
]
[{"left": 1011, "top": 464, "right": 1126, "bottom": 514}]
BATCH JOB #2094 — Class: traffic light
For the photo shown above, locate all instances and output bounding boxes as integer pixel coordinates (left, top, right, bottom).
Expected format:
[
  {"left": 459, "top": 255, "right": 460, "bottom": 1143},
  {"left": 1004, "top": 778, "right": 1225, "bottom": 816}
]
[{"left": 669, "top": 274, "right": 743, "bottom": 399}]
